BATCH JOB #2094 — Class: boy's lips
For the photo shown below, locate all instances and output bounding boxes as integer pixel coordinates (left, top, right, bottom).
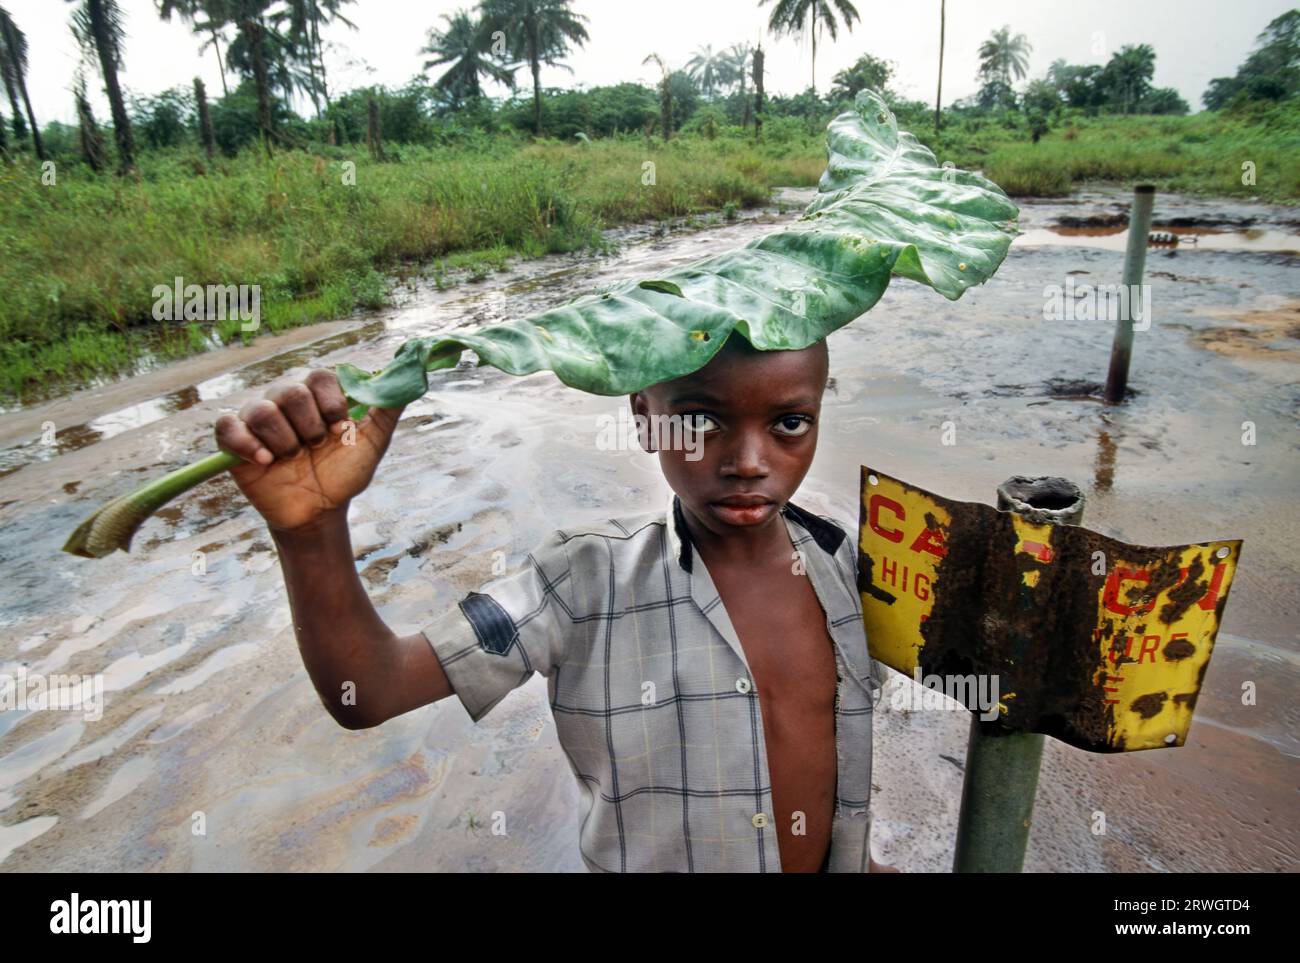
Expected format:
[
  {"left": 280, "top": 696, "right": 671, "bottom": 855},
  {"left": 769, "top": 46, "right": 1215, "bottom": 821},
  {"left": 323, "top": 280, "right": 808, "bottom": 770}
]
[
  {"left": 709, "top": 494, "right": 777, "bottom": 525},
  {"left": 713, "top": 494, "right": 774, "bottom": 506}
]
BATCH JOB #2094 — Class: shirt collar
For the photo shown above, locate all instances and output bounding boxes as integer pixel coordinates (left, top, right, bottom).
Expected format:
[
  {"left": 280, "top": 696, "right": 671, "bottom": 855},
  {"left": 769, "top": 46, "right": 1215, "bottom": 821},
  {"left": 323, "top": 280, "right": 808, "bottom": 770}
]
[{"left": 667, "top": 492, "right": 847, "bottom": 574}]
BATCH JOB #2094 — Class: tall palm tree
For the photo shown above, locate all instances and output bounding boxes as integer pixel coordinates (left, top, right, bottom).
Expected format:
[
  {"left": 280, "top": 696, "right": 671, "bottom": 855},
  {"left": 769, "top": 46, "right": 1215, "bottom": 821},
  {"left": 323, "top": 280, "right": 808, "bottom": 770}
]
[
  {"left": 977, "top": 24, "right": 1032, "bottom": 88},
  {"left": 194, "top": 75, "right": 215, "bottom": 158},
  {"left": 759, "top": 0, "right": 860, "bottom": 94},
  {"left": 68, "top": 0, "right": 135, "bottom": 173},
  {"left": 420, "top": 9, "right": 516, "bottom": 106},
  {"left": 643, "top": 52, "right": 672, "bottom": 140},
  {"left": 284, "top": 0, "right": 355, "bottom": 116},
  {"left": 934, "top": 0, "right": 944, "bottom": 131},
  {"left": 1102, "top": 43, "right": 1155, "bottom": 114},
  {"left": 725, "top": 42, "right": 752, "bottom": 126},
  {"left": 479, "top": 0, "right": 589, "bottom": 137},
  {"left": 686, "top": 44, "right": 727, "bottom": 99},
  {"left": 205, "top": 1, "right": 301, "bottom": 155},
  {"left": 74, "top": 69, "right": 108, "bottom": 172},
  {"left": 0, "top": 9, "right": 25, "bottom": 141},
  {"left": 156, "top": 0, "right": 231, "bottom": 96},
  {"left": 0, "top": 5, "right": 44, "bottom": 158}
]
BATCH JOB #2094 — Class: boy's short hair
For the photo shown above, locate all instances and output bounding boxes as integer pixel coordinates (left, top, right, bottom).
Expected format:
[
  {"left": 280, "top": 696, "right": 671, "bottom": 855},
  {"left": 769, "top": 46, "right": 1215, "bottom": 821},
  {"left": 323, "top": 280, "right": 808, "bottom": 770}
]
[{"left": 645, "top": 333, "right": 830, "bottom": 394}]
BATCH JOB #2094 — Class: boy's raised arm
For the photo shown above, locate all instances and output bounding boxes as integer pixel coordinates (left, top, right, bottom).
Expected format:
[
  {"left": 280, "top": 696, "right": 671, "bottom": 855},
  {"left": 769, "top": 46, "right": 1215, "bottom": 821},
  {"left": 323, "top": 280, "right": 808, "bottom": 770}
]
[{"left": 214, "top": 369, "right": 453, "bottom": 729}]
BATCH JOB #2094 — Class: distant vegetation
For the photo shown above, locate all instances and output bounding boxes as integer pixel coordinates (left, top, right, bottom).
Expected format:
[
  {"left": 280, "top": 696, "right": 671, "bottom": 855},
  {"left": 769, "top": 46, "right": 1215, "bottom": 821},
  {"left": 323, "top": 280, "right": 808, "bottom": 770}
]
[
  {"left": 0, "top": 135, "right": 824, "bottom": 401},
  {"left": 0, "top": 1, "right": 1296, "bottom": 402},
  {"left": 3, "top": 3, "right": 1293, "bottom": 170}
]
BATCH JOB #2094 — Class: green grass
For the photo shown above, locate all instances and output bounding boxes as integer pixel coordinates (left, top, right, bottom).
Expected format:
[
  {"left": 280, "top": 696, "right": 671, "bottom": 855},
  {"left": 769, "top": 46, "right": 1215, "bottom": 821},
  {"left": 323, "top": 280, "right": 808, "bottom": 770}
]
[
  {"left": 0, "top": 136, "right": 821, "bottom": 403},
  {"left": 933, "top": 101, "right": 1300, "bottom": 199}
]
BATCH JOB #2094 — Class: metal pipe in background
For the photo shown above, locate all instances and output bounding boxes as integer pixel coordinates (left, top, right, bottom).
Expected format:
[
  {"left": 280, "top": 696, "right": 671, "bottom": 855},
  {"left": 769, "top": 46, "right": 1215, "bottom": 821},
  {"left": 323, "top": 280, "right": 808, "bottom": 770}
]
[
  {"left": 952, "top": 476, "right": 1085, "bottom": 873},
  {"left": 1104, "top": 184, "right": 1156, "bottom": 404}
]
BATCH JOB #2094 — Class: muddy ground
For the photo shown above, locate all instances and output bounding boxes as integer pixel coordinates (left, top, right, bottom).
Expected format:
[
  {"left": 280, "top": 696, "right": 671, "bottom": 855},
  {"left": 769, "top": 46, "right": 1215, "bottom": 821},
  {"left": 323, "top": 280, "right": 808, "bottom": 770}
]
[{"left": 1, "top": 187, "right": 1297, "bottom": 872}]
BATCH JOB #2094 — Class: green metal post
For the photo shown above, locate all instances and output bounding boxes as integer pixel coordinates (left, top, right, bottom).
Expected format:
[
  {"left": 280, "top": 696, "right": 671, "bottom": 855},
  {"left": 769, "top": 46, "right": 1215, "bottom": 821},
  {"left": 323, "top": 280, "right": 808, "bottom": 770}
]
[
  {"left": 952, "top": 476, "right": 1085, "bottom": 873},
  {"left": 1104, "top": 184, "right": 1156, "bottom": 404}
]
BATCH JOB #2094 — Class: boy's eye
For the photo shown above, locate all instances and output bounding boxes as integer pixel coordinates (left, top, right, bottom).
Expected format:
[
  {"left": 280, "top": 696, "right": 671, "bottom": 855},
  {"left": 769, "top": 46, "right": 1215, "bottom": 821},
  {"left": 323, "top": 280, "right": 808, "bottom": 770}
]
[
  {"left": 774, "top": 415, "right": 813, "bottom": 437},
  {"left": 682, "top": 413, "right": 719, "bottom": 434}
]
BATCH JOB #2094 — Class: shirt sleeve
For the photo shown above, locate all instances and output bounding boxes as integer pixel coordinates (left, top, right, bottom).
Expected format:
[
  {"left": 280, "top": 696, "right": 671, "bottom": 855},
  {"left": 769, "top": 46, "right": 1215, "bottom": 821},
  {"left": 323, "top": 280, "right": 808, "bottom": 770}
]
[{"left": 421, "top": 529, "right": 576, "bottom": 723}]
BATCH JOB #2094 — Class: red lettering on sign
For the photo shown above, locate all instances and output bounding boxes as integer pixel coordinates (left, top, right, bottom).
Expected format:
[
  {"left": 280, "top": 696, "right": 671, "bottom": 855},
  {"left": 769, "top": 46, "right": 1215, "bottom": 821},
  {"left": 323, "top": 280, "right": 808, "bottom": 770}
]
[
  {"left": 909, "top": 527, "right": 948, "bottom": 559},
  {"left": 869, "top": 495, "right": 905, "bottom": 543},
  {"left": 1196, "top": 563, "right": 1228, "bottom": 611},
  {"left": 1103, "top": 672, "right": 1124, "bottom": 704},
  {"left": 875, "top": 554, "right": 933, "bottom": 603},
  {"left": 1098, "top": 628, "right": 1199, "bottom": 674},
  {"left": 1104, "top": 559, "right": 1228, "bottom": 619},
  {"left": 1169, "top": 561, "right": 1229, "bottom": 612},
  {"left": 866, "top": 497, "right": 950, "bottom": 560},
  {"left": 1103, "top": 568, "right": 1154, "bottom": 616},
  {"left": 1138, "top": 635, "right": 1161, "bottom": 664}
]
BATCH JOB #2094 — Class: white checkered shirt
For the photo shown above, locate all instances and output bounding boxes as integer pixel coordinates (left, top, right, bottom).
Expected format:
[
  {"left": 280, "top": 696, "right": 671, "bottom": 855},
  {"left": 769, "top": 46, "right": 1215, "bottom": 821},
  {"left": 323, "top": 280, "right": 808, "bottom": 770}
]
[{"left": 423, "top": 491, "right": 882, "bottom": 872}]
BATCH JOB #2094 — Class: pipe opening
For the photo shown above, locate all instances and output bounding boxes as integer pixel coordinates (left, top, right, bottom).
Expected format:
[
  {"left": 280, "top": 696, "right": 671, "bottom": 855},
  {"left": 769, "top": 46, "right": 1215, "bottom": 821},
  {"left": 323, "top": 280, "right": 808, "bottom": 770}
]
[
  {"left": 1025, "top": 493, "right": 1078, "bottom": 510},
  {"left": 996, "top": 475, "right": 1086, "bottom": 524}
]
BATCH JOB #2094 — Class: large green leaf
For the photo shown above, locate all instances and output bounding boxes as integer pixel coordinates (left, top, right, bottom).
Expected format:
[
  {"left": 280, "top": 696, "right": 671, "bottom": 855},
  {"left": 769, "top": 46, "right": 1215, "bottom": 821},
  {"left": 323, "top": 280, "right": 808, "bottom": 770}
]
[{"left": 338, "top": 89, "right": 1020, "bottom": 406}]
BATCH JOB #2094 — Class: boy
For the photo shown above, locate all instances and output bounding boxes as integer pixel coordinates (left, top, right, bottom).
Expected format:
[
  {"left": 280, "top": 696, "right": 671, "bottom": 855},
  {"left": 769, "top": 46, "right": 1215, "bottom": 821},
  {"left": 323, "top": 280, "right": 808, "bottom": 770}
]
[{"left": 214, "top": 331, "right": 893, "bottom": 873}]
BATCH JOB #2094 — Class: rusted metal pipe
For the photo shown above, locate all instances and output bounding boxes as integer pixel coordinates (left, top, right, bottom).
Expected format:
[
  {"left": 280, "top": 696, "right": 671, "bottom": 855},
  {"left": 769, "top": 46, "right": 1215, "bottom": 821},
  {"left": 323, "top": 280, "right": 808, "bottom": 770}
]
[
  {"left": 1104, "top": 184, "right": 1155, "bottom": 404},
  {"left": 952, "top": 476, "right": 1085, "bottom": 873}
]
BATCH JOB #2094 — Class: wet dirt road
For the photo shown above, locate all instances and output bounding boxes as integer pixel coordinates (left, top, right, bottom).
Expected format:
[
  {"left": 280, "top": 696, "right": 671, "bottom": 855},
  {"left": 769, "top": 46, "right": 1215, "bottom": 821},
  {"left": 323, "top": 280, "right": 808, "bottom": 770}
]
[{"left": 1, "top": 187, "right": 1297, "bottom": 872}]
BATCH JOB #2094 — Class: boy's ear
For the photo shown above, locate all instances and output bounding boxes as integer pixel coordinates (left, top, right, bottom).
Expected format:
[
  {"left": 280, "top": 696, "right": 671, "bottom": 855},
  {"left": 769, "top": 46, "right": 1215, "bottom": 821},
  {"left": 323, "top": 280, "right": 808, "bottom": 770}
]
[{"left": 628, "top": 392, "right": 653, "bottom": 453}]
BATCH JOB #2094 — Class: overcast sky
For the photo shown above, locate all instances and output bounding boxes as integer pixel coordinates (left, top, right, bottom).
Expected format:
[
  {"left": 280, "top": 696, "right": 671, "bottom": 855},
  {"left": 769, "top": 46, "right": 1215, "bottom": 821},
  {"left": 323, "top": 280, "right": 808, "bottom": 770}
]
[{"left": 6, "top": 0, "right": 1295, "bottom": 124}]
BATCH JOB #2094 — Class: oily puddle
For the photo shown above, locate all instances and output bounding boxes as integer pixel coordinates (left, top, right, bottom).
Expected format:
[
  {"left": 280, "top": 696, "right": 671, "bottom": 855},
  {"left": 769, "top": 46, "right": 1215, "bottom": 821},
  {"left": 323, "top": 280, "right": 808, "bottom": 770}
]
[{"left": 1017, "top": 224, "right": 1300, "bottom": 253}]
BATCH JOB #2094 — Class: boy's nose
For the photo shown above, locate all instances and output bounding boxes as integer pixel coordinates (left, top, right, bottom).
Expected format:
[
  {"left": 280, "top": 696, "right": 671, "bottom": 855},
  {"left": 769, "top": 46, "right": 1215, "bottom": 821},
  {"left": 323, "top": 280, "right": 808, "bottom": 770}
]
[{"left": 720, "top": 431, "right": 768, "bottom": 478}]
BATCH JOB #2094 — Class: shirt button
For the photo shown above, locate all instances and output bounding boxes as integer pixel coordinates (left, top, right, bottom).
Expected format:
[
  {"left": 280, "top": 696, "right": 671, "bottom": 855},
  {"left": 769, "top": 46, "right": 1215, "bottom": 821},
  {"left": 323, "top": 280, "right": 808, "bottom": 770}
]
[
  {"left": 752, "top": 813, "right": 768, "bottom": 828},
  {"left": 735, "top": 678, "right": 752, "bottom": 694}
]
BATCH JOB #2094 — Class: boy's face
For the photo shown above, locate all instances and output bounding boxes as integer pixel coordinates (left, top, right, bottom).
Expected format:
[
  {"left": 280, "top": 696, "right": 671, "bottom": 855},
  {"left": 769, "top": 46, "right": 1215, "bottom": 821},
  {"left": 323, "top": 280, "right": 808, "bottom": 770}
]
[{"left": 629, "top": 335, "right": 829, "bottom": 535}]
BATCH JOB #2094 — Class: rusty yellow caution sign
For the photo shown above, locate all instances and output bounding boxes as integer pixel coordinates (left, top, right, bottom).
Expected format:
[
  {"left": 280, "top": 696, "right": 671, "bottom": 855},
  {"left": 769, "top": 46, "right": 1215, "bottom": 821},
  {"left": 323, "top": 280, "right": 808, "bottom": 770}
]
[{"left": 857, "top": 466, "right": 1242, "bottom": 753}]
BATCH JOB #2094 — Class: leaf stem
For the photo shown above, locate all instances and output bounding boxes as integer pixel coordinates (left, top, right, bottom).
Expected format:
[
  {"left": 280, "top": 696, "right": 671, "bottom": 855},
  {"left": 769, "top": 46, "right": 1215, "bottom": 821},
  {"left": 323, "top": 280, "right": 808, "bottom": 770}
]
[{"left": 62, "top": 402, "right": 370, "bottom": 558}]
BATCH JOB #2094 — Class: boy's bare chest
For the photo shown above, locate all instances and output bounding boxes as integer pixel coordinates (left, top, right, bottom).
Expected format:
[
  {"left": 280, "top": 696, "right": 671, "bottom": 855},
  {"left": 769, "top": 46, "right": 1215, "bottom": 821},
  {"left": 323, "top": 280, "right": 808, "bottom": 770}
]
[
  {"left": 710, "top": 564, "right": 839, "bottom": 694},
  {"left": 708, "top": 560, "right": 840, "bottom": 869}
]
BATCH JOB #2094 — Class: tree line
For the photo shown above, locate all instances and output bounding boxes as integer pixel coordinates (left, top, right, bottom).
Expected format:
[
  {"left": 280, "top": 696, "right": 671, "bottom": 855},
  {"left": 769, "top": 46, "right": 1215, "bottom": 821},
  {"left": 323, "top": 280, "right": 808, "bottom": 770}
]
[{"left": 0, "top": 1, "right": 1295, "bottom": 173}]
